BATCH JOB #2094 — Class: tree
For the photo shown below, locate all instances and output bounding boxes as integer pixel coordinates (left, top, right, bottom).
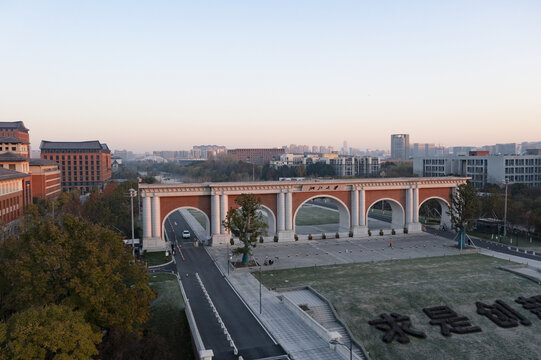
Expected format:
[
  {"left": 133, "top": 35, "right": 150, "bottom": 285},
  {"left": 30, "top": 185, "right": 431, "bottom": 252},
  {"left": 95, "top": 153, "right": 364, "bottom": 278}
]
[
  {"left": 222, "top": 194, "right": 268, "bottom": 265},
  {"left": 0, "top": 215, "right": 155, "bottom": 332},
  {"left": 0, "top": 304, "right": 102, "bottom": 360},
  {"left": 448, "top": 183, "right": 480, "bottom": 249}
]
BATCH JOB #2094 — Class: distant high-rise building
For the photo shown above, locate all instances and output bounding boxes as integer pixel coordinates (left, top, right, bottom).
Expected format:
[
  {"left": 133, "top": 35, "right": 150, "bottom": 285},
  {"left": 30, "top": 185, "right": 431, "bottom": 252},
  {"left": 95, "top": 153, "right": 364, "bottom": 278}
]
[{"left": 391, "top": 134, "right": 410, "bottom": 160}]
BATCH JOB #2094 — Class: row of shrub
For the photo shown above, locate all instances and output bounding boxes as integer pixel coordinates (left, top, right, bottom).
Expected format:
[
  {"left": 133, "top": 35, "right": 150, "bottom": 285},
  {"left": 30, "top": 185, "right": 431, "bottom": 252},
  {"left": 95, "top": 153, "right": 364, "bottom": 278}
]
[{"left": 249, "top": 227, "right": 411, "bottom": 243}]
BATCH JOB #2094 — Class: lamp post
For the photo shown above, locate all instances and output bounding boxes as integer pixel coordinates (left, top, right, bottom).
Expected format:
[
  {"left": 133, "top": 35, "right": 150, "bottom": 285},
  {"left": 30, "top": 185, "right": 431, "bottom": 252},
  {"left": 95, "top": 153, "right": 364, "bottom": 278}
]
[
  {"left": 330, "top": 339, "right": 353, "bottom": 360},
  {"left": 259, "top": 260, "right": 262, "bottom": 314},
  {"left": 254, "top": 256, "right": 262, "bottom": 314},
  {"left": 128, "top": 188, "right": 137, "bottom": 258},
  {"left": 226, "top": 240, "right": 230, "bottom": 276},
  {"left": 503, "top": 179, "right": 509, "bottom": 239}
]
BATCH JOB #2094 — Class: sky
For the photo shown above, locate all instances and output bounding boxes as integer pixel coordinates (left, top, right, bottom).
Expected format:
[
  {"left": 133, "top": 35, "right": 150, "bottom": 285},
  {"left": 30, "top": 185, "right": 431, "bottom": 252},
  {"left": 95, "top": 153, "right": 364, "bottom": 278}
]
[{"left": 0, "top": 1, "right": 540, "bottom": 153}]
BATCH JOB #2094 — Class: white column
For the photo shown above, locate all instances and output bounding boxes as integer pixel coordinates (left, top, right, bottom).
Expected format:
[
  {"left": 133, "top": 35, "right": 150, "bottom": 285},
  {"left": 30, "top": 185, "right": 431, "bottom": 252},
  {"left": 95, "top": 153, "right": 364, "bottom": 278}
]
[
  {"left": 359, "top": 188, "right": 366, "bottom": 226},
  {"left": 285, "top": 191, "right": 293, "bottom": 231},
  {"left": 351, "top": 188, "right": 359, "bottom": 227},
  {"left": 211, "top": 193, "right": 220, "bottom": 235},
  {"left": 220, "top": 193, "right": 228, "bottom": 234},
  {"left": 277, "top": 192, "right": 285, "bottom": 231},
  {"left": 143, "top": 196, "right": 151, "bottom": 238},
  {"left": 151, "top": 196, "right": 161, "bottom": 238},
  {"left": 413, "top": 187, "right": 419, "bottom": 223},
  {"left": 405, "top": 188, "right": 413, "bottom": 225}
]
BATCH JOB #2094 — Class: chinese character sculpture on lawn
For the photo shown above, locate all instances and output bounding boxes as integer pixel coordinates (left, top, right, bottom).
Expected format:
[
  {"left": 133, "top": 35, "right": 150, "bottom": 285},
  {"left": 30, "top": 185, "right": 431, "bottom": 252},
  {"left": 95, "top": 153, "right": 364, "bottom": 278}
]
[
  {"left": 368, "top": 313, "right": 427, "bottom": 344},
  {"left": 476, "top": 300, "right": 531, "bottom": 328},
  {"left": 515, "top": 295, "right": 541, "bottom": 319},
  {"left": 423, "top": 306, "right": 482, "bottom": 337}
]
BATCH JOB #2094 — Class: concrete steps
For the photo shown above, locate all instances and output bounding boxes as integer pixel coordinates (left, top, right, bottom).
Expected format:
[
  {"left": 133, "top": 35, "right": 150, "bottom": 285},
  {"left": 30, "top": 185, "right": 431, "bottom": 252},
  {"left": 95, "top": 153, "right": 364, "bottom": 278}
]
[{"left": 282, "top": 288, "right": 368, "bottom": 360}]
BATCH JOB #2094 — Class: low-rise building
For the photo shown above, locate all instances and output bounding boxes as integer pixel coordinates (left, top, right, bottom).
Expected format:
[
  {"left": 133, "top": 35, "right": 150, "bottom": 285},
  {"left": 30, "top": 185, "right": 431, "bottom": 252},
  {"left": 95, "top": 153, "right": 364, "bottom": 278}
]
[
  {"left": 40, "top": 140, "right": 112, "bottom": 193},
  {"left": 227, "top": 148, "right": 285, "bottom": 165},
  {"left": 330, "top": 156, "right": 380, "bottom": 177},
  {"left": 29, "top": 159, "right": 62, "bottom": 200},
  {"left": 0, "top": 167, "right": 29, "bottom": 224},
  {"left": 413, "top": 153, "right": 541, "bottom": 189}
]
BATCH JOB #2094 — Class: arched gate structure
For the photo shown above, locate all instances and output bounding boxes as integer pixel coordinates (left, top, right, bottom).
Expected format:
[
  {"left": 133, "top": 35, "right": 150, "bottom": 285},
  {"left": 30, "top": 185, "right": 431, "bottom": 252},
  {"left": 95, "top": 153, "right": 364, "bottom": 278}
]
[{"left": 140, "top": 177, "right": 467, "bottom": 251}]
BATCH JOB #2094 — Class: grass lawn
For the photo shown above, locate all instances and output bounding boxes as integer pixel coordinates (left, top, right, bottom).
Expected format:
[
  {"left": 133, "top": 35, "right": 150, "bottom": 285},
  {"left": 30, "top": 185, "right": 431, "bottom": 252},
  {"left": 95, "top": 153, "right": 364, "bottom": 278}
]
[
  {"left": 295, "top": 205, "right": 339, "bottom": 226},
  {"left": 260, "top": 254, "right": 541, "bottom": 360},
  {"left": 187, "top": 209, "right": 207, "bottom": 229},
  {"left": 147, "top": 273, "right": 194, "bottom": 360},
  {"left": 142, "top": 251, "right": 172, "bottom": 266}
]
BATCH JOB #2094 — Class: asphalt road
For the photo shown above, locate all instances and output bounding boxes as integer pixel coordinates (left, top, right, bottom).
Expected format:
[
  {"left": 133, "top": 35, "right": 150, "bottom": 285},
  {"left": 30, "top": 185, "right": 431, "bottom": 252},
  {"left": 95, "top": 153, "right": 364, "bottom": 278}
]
[
  {"left": 164, "top": 211, "right": 287, "bottom": 360},
  {"left": 425, "top": 227, "right": 541, "bottom": 262}
]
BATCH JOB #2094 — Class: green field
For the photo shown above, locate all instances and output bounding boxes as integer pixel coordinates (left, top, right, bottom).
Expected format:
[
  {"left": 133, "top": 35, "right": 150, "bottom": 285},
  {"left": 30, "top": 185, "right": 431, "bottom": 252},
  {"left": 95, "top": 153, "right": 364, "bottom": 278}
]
[
  {"left": 142, "top": 251, "right": 172, "bottom": 266},
  {"left": 147, "top": 273, "right": 194, "bottom": 360},
  {"left": 295, "top": 205, "right": 339, "bottom": 226},
  {"left": 260, "top": 254, "right": 541, "bottom": 360},
  {"left": 187, "top": 208, "right": 207, "bottom": 229}
]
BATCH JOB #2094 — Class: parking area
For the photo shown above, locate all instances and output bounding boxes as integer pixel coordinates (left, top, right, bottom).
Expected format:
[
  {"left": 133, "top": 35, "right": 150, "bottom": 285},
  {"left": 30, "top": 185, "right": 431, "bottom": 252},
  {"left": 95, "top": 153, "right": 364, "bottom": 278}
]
[{"left": 208, "top": 232, "right": 471, "bottom": 271}]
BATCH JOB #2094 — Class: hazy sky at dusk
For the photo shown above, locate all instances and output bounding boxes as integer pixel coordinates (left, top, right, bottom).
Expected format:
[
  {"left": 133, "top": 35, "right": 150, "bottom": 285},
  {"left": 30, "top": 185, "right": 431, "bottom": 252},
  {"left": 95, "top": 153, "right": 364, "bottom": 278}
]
[{"left": 1, "top": 1, "right": 540, "bottom": 152}]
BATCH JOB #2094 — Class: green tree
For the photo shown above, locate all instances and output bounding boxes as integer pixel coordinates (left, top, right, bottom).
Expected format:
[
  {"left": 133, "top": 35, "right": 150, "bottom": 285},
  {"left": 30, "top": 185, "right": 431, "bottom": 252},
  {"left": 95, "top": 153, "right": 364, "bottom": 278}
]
[
  {"left": 0, "top": 304, "right": 102, "bottom": 360},
  {"left": 222, "top": 194, "right": 268, "bottom": 265},
  {"left": 448, "top": 183, "right": 480, "bottom": 249},
  {"left": 0, "top": 215, "right": 154, "bottom": 332}
]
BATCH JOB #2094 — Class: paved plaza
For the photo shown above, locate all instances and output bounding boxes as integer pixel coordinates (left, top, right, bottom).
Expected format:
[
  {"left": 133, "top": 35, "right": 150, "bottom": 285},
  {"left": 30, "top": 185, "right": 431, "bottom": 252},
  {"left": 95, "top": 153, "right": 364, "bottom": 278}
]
[{"left": 209, "top": 232, "right": 472, "bottom": 272}]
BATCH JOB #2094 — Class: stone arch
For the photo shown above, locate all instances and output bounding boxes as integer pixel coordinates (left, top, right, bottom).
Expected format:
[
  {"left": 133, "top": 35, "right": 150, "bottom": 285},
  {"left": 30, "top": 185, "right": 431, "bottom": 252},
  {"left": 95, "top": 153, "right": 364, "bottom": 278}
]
[
  {"left": 419, "top": 196, "right": 452, "bottom": 228},
  {"left": 293, "top": 194, "right": 350, "bottom": 234},
  {"left": 366, "top": 198, "right": 405, "bottom": 230},
  {"left": 257, "top": 204, "right": 276, "bottom": 236},
  {"left": 161, "top": 206, "right": 211, "bottom": 242}
]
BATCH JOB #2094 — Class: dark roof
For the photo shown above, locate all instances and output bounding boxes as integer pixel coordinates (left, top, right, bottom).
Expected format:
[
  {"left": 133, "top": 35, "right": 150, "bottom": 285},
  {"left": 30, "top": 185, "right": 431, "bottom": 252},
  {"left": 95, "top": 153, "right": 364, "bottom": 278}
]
[
  {"left": 0, "top": 152, "right": 29, "bottom": 162},
  {"left": 0, "top": 167, "right": 29, "bottom": 181},
  {"left": 0, "top": 136, "right": 29, "bottom": 144},
  {"left": 29, "top": 158, "right": 59, "bottom": 166},
  {"left": 0, "top": 121, "right": 29, "bottom": 132},
  {"left": 40, "top": 140, "right": 109, "bottom": 151}
]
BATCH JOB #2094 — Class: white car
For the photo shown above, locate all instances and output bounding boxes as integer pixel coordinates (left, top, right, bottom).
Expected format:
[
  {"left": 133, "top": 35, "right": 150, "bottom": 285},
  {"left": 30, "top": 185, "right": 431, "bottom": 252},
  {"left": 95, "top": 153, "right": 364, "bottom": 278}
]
[{"left": 182, "top": 230, "right": 190, "bottom": 239}]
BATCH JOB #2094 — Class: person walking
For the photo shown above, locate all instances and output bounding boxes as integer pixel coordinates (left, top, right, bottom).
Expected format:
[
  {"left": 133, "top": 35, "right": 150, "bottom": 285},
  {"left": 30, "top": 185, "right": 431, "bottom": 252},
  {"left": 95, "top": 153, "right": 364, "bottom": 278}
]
[{"left": 389, "top": 240, "right": 393, "bottom": 248}]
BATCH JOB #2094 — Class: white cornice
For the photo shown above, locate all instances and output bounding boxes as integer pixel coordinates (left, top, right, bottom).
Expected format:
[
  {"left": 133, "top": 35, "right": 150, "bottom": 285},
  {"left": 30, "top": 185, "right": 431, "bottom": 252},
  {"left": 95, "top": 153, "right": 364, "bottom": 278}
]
[{"left": 139, "top": 177, "right": 469, "bottom": 197}]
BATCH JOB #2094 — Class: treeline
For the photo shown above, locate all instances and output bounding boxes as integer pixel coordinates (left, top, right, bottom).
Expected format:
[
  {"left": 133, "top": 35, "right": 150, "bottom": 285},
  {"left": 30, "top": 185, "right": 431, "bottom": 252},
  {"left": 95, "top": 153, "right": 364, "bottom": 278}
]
[
  {"left": 480, "top": 183, "right": 541, "bottom": 234},
  {"left": 117, "top": 153, "right": 336, "bottom": 182},
  {"left": 0, "top": 184, "right": 172, "bottom": 359}
]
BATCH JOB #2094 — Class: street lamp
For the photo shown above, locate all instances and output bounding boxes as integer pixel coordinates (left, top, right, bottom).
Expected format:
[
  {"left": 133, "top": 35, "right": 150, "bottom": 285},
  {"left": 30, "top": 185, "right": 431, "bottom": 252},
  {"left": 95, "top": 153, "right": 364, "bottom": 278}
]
[
  {"left": 330, "top": 339, "right": 353, "bottom": 360},
  {"left": 254, "top": 256, "right": 262, "bottom": 314},
  {"left": 226, "top": 242, "right": 233, "bottom": 277},
  {"left": 259, "top": 260, "right": 262, "bottom": 314},
  {"left": 128, "top": 188, "right": 137, "bottom": 258},
  {"left": 503, "top": 179, "right": 509, "bottom": 239}
]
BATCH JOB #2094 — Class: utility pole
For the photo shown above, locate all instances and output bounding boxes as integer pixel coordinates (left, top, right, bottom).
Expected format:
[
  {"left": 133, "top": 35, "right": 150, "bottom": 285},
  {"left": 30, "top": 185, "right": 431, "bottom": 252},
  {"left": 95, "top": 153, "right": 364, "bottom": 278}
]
[{"left": 129, "top": 188, "right": 137, "bottom": 258}]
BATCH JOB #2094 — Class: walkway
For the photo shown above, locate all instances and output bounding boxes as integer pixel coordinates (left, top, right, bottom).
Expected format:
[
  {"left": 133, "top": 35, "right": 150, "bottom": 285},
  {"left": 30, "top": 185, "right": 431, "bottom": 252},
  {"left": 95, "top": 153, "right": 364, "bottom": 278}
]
[
  {"left": 282, "top": 289, "right": 367, "bottom": 360},
  {"left": 223, "top": 266, "right": 347, "bottom": 360}
]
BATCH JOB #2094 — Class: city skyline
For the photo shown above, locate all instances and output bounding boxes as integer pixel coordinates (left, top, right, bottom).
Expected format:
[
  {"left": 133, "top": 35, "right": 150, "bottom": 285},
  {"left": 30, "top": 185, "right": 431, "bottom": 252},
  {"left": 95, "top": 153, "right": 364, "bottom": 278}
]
[{"left": 1, "top": 1, "right": 540, "bottom": 152}]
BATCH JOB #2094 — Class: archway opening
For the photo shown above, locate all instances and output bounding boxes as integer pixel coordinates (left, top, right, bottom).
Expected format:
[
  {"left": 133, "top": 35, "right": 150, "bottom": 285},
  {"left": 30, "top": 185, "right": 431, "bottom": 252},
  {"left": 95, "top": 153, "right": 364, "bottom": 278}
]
[
  {"left": 367, "top": 199, "right": 404, "bottom": 232},
  {"left": 294, "top": 196, "right": 350, "bottom": 235},
  {"left": 419, "top": 198, "right": 451, "bottom": 229},
  {"left": 257, "top": 205, "right": 276, "bottom": 237},
  {"left": 162, "top": 207, "right": 210, "bottom": 244}
]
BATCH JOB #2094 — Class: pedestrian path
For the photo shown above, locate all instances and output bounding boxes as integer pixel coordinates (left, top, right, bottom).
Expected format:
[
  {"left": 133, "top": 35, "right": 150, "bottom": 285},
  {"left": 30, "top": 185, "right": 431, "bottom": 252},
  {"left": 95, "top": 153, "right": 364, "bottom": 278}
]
[
  {"left": 282, "top": 289, "right": 367, "bottom": 360},
  {"left": 226, "top": 268, "right": 347, "bottom": 360}
]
